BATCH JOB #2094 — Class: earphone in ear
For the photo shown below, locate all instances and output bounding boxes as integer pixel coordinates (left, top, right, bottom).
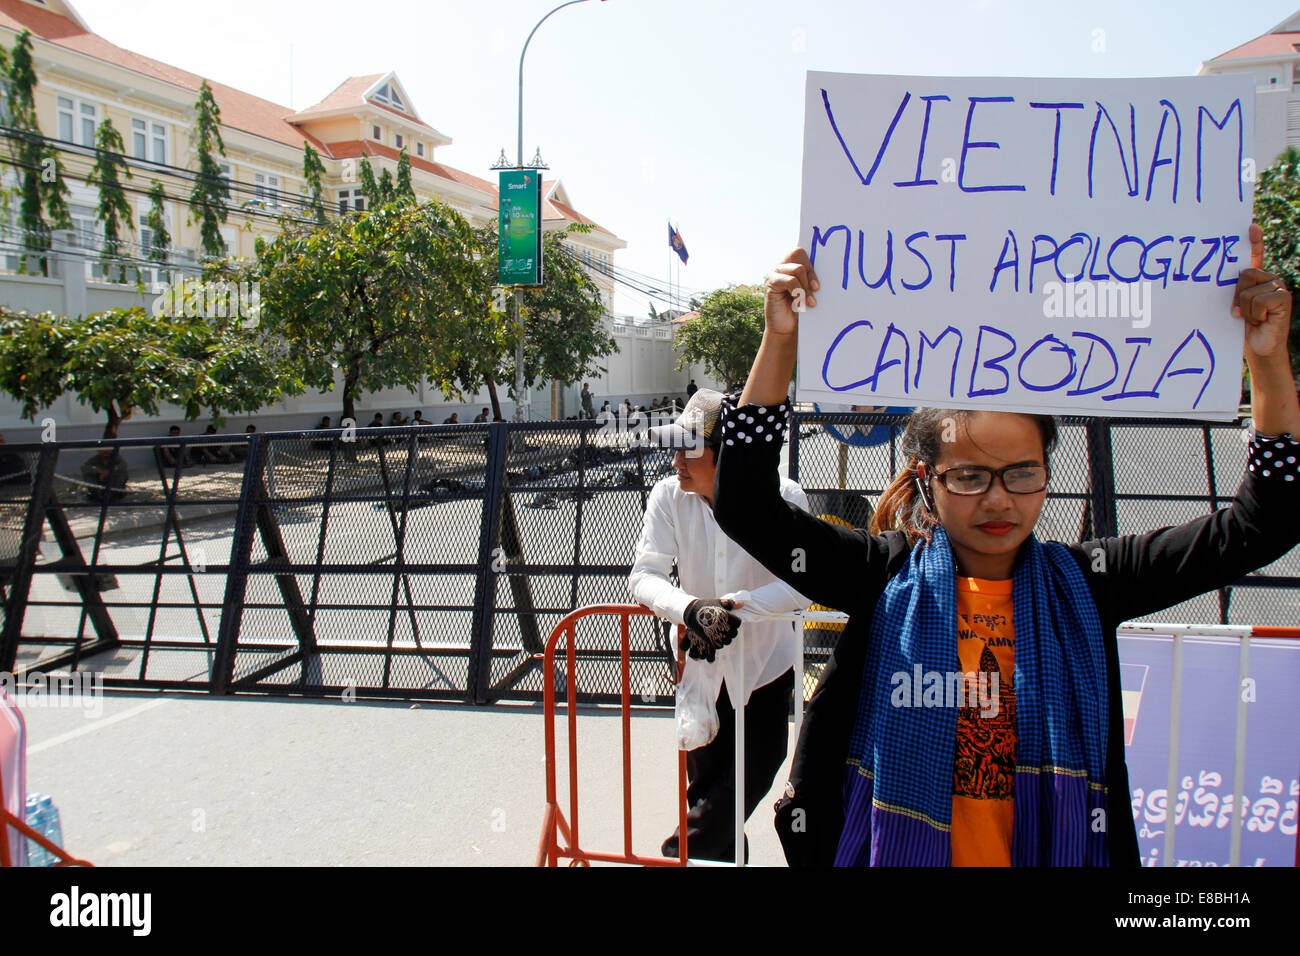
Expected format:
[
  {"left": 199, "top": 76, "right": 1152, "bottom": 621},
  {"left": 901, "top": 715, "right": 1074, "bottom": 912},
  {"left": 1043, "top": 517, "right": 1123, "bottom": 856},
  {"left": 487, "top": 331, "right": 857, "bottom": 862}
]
[{"left": 914, "top": 473, "right": 935, "bottom": 513}]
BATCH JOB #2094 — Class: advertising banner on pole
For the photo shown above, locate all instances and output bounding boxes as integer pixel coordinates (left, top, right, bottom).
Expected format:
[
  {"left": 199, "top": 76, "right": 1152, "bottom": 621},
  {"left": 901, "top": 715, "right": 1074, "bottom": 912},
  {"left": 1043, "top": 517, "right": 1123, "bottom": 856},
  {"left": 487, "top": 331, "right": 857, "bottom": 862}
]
[
  {"left": 798, "top": 72, "right": 1256, "bottom": 419},
  {"left": 498, "top": 169, "right": 543, "bottom": 286}
]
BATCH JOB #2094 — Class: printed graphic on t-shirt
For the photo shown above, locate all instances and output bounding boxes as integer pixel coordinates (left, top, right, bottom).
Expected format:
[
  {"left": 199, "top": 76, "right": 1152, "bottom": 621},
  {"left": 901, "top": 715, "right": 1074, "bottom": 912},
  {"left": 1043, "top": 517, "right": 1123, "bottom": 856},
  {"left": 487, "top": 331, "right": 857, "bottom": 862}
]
[
  {"left": 954, "top": 642, "right": 1016, "bottom": 799},
  {"left": 953, "top": 591, "right": 1017, "bottom": 801}
]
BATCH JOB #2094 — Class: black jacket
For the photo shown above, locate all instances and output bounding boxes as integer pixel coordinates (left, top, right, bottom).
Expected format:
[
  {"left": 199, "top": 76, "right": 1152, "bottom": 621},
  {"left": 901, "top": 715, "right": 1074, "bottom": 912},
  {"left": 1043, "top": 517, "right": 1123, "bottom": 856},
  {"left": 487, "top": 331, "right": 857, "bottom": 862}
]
[{"left": 712, "top": 413, "right": 1300, "bottom": 867}]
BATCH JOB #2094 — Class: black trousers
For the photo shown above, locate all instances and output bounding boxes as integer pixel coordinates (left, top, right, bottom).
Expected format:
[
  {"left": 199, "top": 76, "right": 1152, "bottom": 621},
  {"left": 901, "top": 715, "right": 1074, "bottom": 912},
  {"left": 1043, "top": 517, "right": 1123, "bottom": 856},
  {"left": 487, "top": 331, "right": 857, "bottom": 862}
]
[{"left": 662, "top": 667, "right": 795, "bottom": 863}]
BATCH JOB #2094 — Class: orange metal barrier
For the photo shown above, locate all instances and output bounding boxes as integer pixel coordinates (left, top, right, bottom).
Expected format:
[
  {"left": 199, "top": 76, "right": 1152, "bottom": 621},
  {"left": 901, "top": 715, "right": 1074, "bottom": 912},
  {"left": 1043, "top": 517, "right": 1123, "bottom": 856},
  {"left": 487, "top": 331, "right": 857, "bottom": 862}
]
[
  {"left": 536, "top": 604, "right": 690, "bottom": 867},
  {"left": 0, "top": 808, "right": 93, "bottom": 868}
]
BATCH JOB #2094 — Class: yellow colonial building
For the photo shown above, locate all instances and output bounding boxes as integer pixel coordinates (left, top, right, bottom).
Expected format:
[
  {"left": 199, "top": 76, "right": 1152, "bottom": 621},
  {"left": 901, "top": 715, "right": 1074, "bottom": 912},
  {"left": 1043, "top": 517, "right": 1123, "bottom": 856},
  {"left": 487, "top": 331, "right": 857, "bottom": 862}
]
[{"left": 0, "top": 0, "right": 626, "bottom": 431}]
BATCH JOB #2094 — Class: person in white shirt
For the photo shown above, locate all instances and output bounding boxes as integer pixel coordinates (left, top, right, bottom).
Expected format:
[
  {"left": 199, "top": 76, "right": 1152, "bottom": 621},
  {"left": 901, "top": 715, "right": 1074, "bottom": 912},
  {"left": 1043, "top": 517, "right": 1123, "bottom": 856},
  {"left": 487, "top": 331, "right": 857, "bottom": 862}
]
[{"left": 629, "top": 388, "right": 811, "bottom": 862}]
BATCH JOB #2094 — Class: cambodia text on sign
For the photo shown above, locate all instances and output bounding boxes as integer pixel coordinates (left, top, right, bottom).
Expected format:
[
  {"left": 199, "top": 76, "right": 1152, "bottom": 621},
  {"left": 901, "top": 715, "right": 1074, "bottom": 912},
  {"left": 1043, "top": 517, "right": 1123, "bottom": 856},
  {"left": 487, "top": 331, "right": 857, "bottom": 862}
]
[{"left": 797, "top": 72, "right": 1256, "bottom": 419}]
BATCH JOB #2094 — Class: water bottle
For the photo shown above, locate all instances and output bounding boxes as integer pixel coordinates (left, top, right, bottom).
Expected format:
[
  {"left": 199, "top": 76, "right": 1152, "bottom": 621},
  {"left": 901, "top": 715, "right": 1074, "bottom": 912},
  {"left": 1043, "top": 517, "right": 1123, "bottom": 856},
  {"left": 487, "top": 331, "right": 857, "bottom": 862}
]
[
  {"left": 23, "top": 793, "right": 63, "bottom": 866},
  {"left": 38, "top": 795, "right": 63, "bottom": 858},
  {"left": 23, "top": 794, "right": 50, "bottom": 867}
]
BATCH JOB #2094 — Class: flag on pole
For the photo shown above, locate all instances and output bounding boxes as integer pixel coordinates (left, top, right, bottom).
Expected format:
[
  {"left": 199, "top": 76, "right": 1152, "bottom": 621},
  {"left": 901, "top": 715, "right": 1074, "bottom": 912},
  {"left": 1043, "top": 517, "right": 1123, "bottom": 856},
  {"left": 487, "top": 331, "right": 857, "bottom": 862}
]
[{"left": 668, "top": 222, "right": 689, "bottom": 265}]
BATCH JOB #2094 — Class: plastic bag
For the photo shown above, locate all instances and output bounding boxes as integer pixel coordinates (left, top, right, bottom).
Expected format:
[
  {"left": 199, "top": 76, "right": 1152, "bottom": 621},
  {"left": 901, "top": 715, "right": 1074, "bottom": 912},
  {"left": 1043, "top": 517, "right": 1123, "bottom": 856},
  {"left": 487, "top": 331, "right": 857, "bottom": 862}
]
[{"left": 675, "top": 656, "right": 724, "bottom": 750}]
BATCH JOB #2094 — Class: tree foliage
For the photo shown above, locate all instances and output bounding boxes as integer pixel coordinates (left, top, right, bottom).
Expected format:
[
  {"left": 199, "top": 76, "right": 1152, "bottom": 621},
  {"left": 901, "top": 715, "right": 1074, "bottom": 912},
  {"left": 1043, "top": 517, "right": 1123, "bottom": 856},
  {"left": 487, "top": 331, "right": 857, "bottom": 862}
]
[
  {"left": 0, "top": 305, "right": 297, "bottom": 439},
  {"left": 189, "top": 80, "right": 229, "bottom": 260},
  {"left": 249, "top": 198, "right": 488, "bottom": 423},
  {"left": 358, "top": 155, "right": 380, "bottom": 210},
  {"left": 6, "top": 30, "right": 71, "bottom": 275},
  {"left": 1253, "top": 145, "right": 1300, "bottom": 375},
  {"left": 395, "top": 148, "right": 415, "bottom": 203},
  {"left": 301, "top": 142, "right": 328, "bottom": 225},
  {"left": 145, "top": 180, "right": 171, "bottom": 270},
  {"left": 673, "top": 284, "right": 765, "bottom": 390},
  {"left": 457, "top": 224, "right": 615, "bottom": 418},
  {"left": 518, "top": 232, "right": 616, "bottom": 393},
  {"left": 86, "top": 118, "right": 133, "bottom": 282},
  {"left": 0, "top": 41, "right": 10, "bottom": 225}
]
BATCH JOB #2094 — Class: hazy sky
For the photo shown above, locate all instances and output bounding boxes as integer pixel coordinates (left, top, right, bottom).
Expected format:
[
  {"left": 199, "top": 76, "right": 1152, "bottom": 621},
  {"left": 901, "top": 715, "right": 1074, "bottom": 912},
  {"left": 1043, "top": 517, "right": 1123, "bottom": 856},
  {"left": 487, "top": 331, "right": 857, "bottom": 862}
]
[{"left": 65, "top": 0, "right": 1300, "bottom": 315}]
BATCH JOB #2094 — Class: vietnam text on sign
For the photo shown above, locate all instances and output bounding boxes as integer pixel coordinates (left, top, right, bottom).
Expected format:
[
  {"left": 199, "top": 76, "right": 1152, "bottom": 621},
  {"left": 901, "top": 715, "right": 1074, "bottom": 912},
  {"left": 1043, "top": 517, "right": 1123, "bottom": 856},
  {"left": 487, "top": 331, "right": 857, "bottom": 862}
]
[{"left": 797, "top": 72, "right": 1257, "bottom": 419}]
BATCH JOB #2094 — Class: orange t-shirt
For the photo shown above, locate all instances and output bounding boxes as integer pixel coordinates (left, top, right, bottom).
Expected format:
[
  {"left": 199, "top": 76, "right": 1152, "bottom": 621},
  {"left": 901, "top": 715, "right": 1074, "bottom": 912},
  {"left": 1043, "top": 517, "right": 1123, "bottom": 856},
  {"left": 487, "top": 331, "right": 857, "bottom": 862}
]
[{"left": 951, "top": 576, "right": 1016, "bottom": 866}]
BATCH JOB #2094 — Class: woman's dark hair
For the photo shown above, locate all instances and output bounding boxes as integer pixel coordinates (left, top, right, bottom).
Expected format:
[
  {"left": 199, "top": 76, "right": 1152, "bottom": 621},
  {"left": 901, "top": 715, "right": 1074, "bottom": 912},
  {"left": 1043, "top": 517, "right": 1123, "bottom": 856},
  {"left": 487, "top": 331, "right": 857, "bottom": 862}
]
[{"left": 869, "top": 408, "right": 1058, "bottom": 544}]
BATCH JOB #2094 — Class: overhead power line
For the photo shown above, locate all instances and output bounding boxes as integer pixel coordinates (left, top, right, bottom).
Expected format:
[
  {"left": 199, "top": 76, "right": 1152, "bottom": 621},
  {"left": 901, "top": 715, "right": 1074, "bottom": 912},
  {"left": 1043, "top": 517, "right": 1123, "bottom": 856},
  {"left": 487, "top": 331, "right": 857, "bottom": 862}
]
[{"left": 1, "top": 127, "right": 707, "bottom": 311}]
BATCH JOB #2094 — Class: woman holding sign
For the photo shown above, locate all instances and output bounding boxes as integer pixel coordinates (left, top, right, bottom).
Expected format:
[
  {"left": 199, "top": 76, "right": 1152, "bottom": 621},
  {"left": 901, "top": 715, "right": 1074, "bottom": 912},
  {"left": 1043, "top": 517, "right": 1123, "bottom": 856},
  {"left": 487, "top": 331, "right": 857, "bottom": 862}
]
[{"left": 711, "top": 225, "right": 1300, "bottom": 866}]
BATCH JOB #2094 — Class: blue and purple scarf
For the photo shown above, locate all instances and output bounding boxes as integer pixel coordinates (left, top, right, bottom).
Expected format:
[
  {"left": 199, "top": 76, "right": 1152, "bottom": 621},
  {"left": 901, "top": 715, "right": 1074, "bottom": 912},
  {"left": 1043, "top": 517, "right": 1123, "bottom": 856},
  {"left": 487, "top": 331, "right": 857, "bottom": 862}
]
[{"left": 835, "top": 526, "right": 1109, "bottom": 866}]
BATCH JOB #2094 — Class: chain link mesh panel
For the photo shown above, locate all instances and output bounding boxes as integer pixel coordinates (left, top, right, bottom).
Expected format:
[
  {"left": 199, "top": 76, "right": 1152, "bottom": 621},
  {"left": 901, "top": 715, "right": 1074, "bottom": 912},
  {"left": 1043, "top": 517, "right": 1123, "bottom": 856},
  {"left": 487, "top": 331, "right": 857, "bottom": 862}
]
[
  {"left": 482, "top": 420, "right": 677, "bottom": 702},
  {"left": 3, "top": 414, "right": 1299, "bottom": 703},
  {"left": 7, "top": 435, "right": 242, "bottom": 686}
]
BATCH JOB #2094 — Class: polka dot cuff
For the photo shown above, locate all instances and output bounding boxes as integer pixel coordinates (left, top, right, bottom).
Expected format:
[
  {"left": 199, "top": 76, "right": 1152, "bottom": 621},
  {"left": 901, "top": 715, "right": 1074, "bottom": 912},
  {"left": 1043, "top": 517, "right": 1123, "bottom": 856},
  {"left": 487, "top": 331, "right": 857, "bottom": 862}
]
[
  {"left": 1248, "top": 434, "right": 1300, "bottom": 482},
  {"left": 719, "top": 395, "right": 791, "bottom": 447}
]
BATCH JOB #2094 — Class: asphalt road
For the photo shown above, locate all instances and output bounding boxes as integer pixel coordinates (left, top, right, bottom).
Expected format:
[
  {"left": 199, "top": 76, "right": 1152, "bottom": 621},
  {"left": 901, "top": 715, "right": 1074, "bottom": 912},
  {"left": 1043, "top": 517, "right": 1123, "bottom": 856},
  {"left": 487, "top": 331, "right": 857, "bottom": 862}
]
[{"left": 18, "top": 690, "right": 795, "bottom": 867}]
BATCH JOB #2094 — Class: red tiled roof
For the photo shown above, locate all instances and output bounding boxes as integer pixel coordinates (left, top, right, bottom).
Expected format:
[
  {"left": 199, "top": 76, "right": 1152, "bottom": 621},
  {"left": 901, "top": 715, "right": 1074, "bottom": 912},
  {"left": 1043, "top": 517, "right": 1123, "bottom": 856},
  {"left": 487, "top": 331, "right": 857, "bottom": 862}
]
[
  {"left": 372, "top": 100, "right": 428, "bottom": 127},
  {"left": 291, "top": 74, "right": 439, "bottom": 133},
  {"left": 295, "top": 75, "right": 385, "bottom": 115},
  {"left": 543, "top": 180, "right": 614, "bottom": 237},
  {"left": 429, "top": 162, "right": 498, "bottom": 197},
  {"left": 0, "top": 0, "right": 618, "bottom": 237},
  {"left": 327, "top": 140, "right": 495, "bottom": 203},
  {"left": 0, "top": 0, "right": 310, "bottom": 148},
  {"left": 1209, "top": 31, "right": 1300, "bottom": 62}
]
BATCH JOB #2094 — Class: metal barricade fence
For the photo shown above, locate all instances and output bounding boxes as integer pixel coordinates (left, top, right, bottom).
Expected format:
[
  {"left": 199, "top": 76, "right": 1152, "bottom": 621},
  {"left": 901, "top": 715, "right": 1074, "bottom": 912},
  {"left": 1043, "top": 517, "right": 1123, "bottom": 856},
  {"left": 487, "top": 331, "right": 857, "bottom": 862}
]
[
  {"left": 537, "top": 604, "right": 689, "bottom": 867},
  {"left": 0, "top": 420, "right": 679, "bottom": 704},
  {"left": 2, "top": 412, "right": 1299, "bottom": 708},
  {"left": 537, "top": 609, "right": 1298, "bottom": 868}
]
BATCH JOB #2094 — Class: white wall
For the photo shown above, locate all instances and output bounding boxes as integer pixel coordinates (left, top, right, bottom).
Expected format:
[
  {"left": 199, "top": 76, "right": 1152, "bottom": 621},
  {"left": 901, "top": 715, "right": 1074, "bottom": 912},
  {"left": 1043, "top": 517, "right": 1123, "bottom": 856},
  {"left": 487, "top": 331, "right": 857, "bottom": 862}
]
[
  {"left": 0, "top": 270, "right": 711, "bottom": 440},
  {"left": 1201, "top": 60, "right": 1298, "bottom": 170}
]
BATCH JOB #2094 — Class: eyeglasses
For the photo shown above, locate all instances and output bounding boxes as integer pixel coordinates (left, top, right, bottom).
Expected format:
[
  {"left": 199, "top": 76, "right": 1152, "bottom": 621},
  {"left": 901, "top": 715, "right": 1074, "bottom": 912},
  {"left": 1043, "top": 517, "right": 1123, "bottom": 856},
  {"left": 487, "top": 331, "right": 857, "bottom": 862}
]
[{"left": 930, "top": 463, "right": 1049, "bottom": 496}]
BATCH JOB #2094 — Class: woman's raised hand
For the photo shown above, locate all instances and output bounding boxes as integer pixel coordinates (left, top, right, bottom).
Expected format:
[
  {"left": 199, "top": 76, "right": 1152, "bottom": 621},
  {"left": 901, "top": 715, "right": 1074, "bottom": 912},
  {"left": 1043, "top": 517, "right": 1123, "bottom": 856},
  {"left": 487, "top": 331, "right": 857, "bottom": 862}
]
[
  {"left": 763, "top": 248, "right": 819, "bottom": 338},
  {"left": 1234, "top": 223, "right": 1300, "bottom": 438},
  {"left": 1233, "top": 223, "right": 1292, "bottom": 362}
]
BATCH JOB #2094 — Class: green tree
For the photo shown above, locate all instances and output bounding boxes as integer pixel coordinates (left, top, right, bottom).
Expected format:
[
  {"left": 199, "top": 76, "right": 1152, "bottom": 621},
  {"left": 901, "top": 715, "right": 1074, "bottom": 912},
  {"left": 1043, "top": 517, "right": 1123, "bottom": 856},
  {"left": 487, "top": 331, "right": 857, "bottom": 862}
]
[
  {"left": 673, "top": 284, "right": 765, "bottom": 391},
  {"left": 519, "top": 232, "right": 616, "bottom": 399},
  {"left": 358, "top": 156, "right": 379, "bottom": 210},
  {"left": 189, "top": 80, "right": 229, "bottom": 260},
  {"left": 301, "top": 141, "right": 328, "bottom": 225},
  {"left": 378, "top": 167, "right": 395, "bottom": 204},
  {"left": 455, "top": 225, "right": 615, "bottom": 419},
  {"left": 250, "top": 198, "right": 488, "bottom": 424},
  {"left": 86, "top": 118, "right": 133, "bottom": 283},
  {"left": 1254, "top": 145, "right": 1300, "bottom": 375},
  {"left": 144, "top": 180, "right": 171, "bottom": 276},
  {"left": 0, "top": 305, "right": 298, "bottom": 439},
  {"left": 0, "top": 41, "right": 11, "bottom": 225},
  {"left": 395, "top": 148, "right": 415, "bottom": 204},
  {"left": 6, "top": 30, "right": 71, "bottom": 276}
]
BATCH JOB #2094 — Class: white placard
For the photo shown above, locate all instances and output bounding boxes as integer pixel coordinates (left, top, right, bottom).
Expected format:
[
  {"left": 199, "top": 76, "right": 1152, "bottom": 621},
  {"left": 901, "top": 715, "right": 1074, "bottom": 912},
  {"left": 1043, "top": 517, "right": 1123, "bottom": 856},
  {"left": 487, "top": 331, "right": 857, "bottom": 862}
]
[{"left": 797, "top": 72, "right": 1257, "bottom": 419}]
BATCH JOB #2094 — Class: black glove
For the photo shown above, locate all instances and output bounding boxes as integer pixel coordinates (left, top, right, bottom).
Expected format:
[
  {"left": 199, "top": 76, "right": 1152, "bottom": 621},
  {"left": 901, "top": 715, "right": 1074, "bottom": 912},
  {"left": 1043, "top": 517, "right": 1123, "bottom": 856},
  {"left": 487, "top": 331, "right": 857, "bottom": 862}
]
[{"left": 680, "top": 598, "right": 741, "bottom": 662}]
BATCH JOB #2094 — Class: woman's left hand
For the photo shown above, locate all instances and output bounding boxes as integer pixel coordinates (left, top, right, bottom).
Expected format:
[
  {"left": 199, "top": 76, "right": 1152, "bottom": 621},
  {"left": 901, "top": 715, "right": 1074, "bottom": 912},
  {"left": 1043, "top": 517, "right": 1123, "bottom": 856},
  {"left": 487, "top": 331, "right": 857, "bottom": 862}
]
[{"left": 1234, "top": 223, "right": 1292, "bottom": 362}]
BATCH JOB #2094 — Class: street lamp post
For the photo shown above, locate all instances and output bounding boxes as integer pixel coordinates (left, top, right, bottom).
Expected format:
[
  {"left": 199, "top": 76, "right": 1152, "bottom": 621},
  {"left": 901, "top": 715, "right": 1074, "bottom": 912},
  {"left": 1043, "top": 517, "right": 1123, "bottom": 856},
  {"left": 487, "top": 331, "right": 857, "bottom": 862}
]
[{"left": 508, "top": 0, "right": 603, "bottom": 422}]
